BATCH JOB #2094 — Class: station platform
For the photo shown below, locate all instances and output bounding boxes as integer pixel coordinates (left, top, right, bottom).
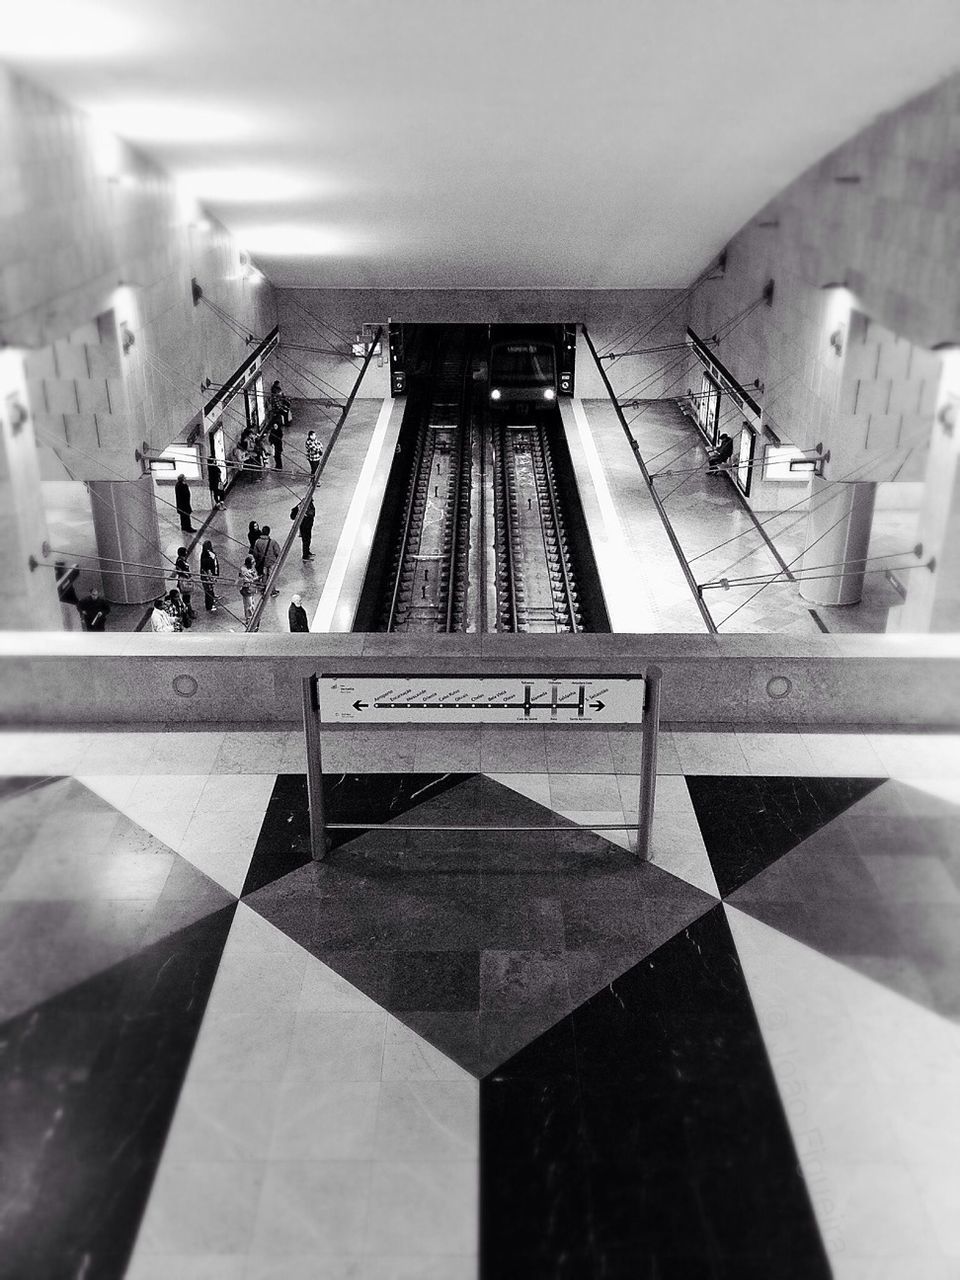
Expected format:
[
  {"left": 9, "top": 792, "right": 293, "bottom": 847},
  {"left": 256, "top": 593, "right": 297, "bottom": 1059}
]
[{"left": 44, "top": 387, "right": 915, "bottom": 637}]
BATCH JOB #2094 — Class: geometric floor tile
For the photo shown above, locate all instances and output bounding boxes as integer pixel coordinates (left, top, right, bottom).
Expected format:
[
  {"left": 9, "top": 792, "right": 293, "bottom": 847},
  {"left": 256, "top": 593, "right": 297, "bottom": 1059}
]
[
  {"left": 727, "top": 905, "right": 960, "bottom": 1272},
  {"left": 0, "top": 777, "right": 236, "bottom": 1021},
  {"left": 240, "top": 771, "right": 469, "bottom": 896},
  {"left": 686, "top": 775, "right": 885, "bottom": 898},
  {"left": 126, "top": 902, "right": 478, "bottom": 1276},
  {"left": 481, "top": 904, "right": 831, "bottom": 1278},
  {"left": 728, "top": 778, "right": 960, "bottom": 1020},
  {"left": 0, "top": 902, "right": 236, "bottom": 1280},
  {"left": 244, "top": 774, "right": 717, "bottom": 1076}
]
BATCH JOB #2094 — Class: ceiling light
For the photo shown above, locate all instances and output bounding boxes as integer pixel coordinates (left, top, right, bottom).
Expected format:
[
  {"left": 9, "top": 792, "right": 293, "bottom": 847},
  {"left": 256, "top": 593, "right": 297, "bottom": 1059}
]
[
  {"left": 234, "top": 225, "right": 346, "bottom": 256},
  {"left": 87, "top": 100, "right": 250, "bottom": 146},
  {"left": 2, "top": 0, "right": 145, "bottom": 59},
  {"left": 177, "top": 168, "right": 319, "bottom": 204}
]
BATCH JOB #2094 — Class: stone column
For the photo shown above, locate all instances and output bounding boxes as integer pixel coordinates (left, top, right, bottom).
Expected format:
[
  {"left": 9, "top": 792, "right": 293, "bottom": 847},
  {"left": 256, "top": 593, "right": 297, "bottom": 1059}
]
[
  {"left": 88, "top": 474, "right": 165, "bottom": 604},
  {"left": 0, "top": 349, "right": 63, "bottom": 630},
  {"left": 896, "top": 361, "right": 960, "bottom": 632},
  {"left": 798, "top": 477, "right": 877, "bottom": 606}
]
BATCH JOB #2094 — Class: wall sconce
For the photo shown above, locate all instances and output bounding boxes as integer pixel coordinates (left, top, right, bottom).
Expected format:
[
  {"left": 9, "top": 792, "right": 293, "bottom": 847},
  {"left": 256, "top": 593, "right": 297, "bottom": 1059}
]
[
  {"left": 120, "top": 321, "right": 136, "bottom": 355},
  {"left": 6, "top": 395, "right": 28, "bottom": 436},
  {"left": 829, "top": 327, "right": 844, "bottom": 356}
]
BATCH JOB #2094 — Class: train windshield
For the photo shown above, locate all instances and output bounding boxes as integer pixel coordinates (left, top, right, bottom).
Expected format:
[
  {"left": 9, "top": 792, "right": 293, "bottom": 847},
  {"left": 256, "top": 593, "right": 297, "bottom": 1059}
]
[{"left": 492, "top": 344, "right": 555, "bottom": 385}]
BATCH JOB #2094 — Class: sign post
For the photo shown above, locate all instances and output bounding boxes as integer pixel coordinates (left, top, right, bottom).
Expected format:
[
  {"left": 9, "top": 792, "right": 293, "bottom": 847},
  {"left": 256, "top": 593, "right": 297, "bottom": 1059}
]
[
  {"left": 301, "top": 676, "right": 328, "bottom": 860},
  {"left": 302, "top": 670, "right": 662, "bottom": 862},
  {"left": 636, "top": 666, "right": 662, "bottom": 860}
]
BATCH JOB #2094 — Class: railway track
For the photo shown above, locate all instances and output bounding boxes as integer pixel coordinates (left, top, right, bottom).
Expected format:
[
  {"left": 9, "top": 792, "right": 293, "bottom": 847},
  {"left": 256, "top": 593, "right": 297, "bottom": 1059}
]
[
  {"left": 378, "top": 330, "right": 585, "bottom": 634},
  {"left": 381, "top": 334, "right": 474, "bottom": 631},
  {"left": 490, "top": 419, "right": 582, "bottom": 633}
]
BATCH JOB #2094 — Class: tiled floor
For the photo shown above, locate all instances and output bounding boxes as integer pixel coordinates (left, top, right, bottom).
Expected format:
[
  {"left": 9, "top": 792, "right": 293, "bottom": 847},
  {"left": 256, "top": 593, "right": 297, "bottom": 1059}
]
[{"left": 0, "top": 726, "right": 959, "bottom": 1277}]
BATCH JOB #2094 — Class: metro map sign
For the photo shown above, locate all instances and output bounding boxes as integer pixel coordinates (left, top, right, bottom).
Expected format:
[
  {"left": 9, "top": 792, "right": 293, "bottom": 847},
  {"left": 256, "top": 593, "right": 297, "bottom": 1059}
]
[{"left": 317, "top": 675, "right": 645, "bottom": 725}]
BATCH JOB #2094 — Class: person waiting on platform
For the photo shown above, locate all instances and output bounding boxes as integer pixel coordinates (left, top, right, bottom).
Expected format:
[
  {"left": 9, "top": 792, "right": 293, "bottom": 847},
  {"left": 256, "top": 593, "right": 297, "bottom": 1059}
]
[
  {"left": 288, "top": 593, "right": 309, "bottom": 632},
  {"left": 305, "top": 430, "right": 324, "bottom": 475},
  {"left": 174, "top": 473, "right": 195, "bottom": 532},
  {"left": 166, "top": 588, "right": 190, "bottom": 630},
  {"left": 200, "top": 539, "right": 220, "bottom": 613},
  {"left": 173, "top": 547, "right": 195, "bottom": 619},
  {"left": 269, "top": 416, "right": 284, "bottom": 469},
  {"left": 236, "top": 555, "right": 260, "bottom": 623},
  {"left": 207, "top": 455, "right": 225, "bottom": 506},
  {"left": 291, "top": 499, "right": 315, "bottom": 560},
  {"left": 270, "top": 380, "right": 291, "bottom": 427},
  {"left": 150, "top": 596, "right": 175, "bottom": 633},
  {"left": 707, "top": 433, "right": 734, "bottom": 475},
  {"left": 253, "top": 525, "right": 281, "bottom": 595},
  {"left": 77, "top": 587, "right": 110, "bottom": 632}
]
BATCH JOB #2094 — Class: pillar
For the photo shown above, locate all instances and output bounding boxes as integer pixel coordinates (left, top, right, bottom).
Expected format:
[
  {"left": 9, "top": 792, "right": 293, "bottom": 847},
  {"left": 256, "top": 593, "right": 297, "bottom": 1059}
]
[
  {"left": 798, "top": 477, "right": 876, "bottom": 606},
  {"left": 0, "top": 349, "right": 63, "bottom": 630},
  {"left": 88, "top": 475, "right": 165, "bottom": 604},
  {"left": 896, "top": 357, "right": 960, "bottom": 632}
]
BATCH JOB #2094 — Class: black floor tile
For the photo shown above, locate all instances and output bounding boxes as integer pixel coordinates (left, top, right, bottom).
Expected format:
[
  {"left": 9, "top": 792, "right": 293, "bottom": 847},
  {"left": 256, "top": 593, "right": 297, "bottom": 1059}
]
[
  {"left": 480, "top": 906, "right": 831, "bottom": 1280},
  {"left": 240, "top": 771, "right": 474, "bottom": 894},
  {"left": 247, "top": 774, "right": 715, "bottom": 1075},
  {"left": 0, "top": 904, "right": 236, "bottom": 1280},
  {"left": 686, "top": 775, "right": 884, "bottom": 897},
  {"left": 389, "top": 950, "right": 480, "bottom": 1011}
]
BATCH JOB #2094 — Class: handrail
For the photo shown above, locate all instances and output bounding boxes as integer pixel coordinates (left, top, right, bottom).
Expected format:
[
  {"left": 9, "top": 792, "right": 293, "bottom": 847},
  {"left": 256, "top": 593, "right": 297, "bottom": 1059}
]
[
  {"left": 247, "top": 326, "right": 383, "bottom": 632},
  {"left": 580, "top": 325, "right": 717, "bottom": 634}
]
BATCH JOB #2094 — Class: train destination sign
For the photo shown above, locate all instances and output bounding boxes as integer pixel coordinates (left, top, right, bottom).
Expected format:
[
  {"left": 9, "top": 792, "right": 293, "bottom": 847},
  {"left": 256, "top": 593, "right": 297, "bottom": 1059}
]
[{"left": 317, "top": 675, "right": 646, "bottom": 725}]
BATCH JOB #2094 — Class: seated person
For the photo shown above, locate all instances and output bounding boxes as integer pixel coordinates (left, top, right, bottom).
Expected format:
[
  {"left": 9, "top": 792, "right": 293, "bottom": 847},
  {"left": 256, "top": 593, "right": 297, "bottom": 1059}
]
[{"left": 707, "top": 433, "right": 734, "bottom": 474}]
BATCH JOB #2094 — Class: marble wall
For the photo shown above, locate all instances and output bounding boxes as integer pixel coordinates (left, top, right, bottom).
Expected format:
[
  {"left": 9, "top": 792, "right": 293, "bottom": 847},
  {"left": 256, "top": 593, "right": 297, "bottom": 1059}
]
[
  {"left": 0, "top": 66, "right": 279, "bottom": 483},
  {"left": 683, "top": 71, "right": 960, "bottom": 480}
]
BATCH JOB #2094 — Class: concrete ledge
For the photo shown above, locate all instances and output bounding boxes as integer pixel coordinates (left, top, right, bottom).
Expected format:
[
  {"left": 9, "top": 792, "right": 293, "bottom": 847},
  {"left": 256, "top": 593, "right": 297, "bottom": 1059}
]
[{"left": 0, "top": 632, "right": 958, "bottom": 728}]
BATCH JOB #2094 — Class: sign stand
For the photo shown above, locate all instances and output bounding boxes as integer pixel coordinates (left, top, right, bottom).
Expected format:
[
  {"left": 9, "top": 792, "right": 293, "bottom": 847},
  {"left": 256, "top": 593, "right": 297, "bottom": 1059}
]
[
  {"left": 301, "top": 676, "right": 329, "bottom": 860},
  {"left": 301, "top": 667, "right": 663, "bottom": 863}
]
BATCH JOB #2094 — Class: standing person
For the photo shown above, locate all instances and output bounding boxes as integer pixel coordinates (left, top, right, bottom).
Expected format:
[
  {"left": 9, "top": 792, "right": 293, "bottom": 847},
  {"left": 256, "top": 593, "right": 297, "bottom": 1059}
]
[
  {"left": 207, "top": 455, "right": 225, "bottom": 506},
  {"left": 173, "top": 547, "right": 195, "bottom": 619},
  {"left": 253, "top": 525, "right": 281, "bottom": 595},
  {"left": 269, "top": 416, "right": 284, "bottom": 469},
  {"left": 305, "top": 430, "right": 324, "bottom": 475},
  {"left": 270, "top": 380, "right": 291, "bottom": 427},
  {"left": 77, "top": 587, "right": 110, "bottom": 632},
  {"left": 200, "top": 539, "right": 220, "bottom": 613},
  {"left": 150, "top": 596, "right": 176, "bottom": 632},
  {"left": 288, "top": 593, "right": 309, "bottom": 632},
  {"left": 236, "top": 555, "right": 260, "bottom": 623},
  {"left": 291, "top": 499, "right": 315, "bottom": 560},
  {"left": 174, "top": 474, "right": 195, "bottom": 533},
  {"left": 166, "top": 588, "right": 190, "bottom": 630},
  {"left": 247, "top": 520, "right": 262, "bottom": 553}
]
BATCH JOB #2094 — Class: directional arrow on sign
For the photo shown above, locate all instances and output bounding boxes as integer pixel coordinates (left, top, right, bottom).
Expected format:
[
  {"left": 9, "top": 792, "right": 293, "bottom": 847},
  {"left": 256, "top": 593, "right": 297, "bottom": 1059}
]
[{"left": 352, "top": 700, "right": 368, "bottom": 711}]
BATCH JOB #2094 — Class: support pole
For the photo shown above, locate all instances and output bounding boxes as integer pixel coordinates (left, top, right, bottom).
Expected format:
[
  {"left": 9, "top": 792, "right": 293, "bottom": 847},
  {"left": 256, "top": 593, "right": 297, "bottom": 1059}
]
[
  {"left": 636, "top": 666, "right": 662, "bottom": 860},
  {"left": 301, "top": 675, "right": 328, "bottom": 860}
]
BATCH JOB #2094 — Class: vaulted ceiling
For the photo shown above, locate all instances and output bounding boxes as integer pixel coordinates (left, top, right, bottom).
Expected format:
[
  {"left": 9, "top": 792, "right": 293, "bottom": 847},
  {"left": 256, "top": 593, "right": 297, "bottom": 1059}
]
[{"left": 7, "top": 0, "right": 960, "bottom": 289}]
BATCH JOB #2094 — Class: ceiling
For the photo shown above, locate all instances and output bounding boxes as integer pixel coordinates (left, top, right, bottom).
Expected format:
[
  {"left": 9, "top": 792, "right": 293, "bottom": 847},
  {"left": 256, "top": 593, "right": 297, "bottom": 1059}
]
[{"left": 7, "top": 0, "right": 960, "bottom": 290}]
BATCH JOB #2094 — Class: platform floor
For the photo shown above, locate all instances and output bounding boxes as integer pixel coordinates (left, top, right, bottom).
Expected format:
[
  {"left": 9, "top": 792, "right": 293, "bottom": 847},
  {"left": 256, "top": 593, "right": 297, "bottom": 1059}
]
[
  {"left": 1, "top": 724, "right": 959, "bottom": 1278},
  {"left": 595, "top": 397, "right": 915, "bottom": 634}
]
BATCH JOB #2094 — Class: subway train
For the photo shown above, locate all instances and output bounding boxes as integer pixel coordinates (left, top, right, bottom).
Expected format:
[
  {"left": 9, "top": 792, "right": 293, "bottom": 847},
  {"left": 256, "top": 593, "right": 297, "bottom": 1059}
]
[{"left": 488, "top": 338, "right": 558, "bottom": 406}]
